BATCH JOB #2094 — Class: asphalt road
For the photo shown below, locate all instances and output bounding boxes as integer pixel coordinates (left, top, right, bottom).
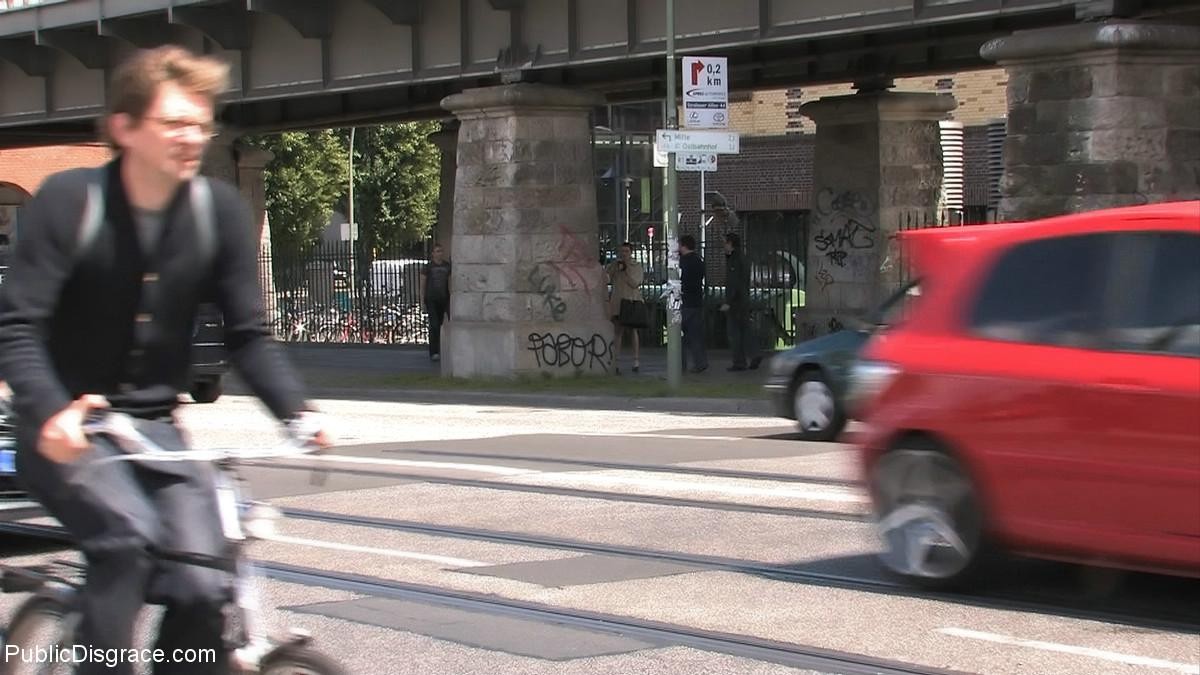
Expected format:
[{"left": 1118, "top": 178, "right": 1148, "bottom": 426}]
[{"left": 1, "top": 395, "right": 1197, "bottom": 675}]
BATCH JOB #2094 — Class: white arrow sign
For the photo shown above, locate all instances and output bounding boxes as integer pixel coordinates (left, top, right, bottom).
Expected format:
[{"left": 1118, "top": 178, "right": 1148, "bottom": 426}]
[{"left": 656, "top": 129, "right": 740, "bottom": 154}]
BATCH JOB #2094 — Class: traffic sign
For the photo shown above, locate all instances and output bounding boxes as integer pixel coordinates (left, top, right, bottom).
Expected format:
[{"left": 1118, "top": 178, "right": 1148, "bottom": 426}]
[
  {"left": 656, "top": 129, "right": 739, "bottom": 154},
  {"left": 677, "top": 153, "right": 717, "bottom": 172},
  {"left": 682, "top": 56, "right": 728, "bottom": 129}
]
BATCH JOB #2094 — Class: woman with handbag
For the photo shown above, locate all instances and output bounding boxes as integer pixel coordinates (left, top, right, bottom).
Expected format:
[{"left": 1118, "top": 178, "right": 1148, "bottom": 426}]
[{"left": 605, "top": 242, "right": 646, "bottom": 374}]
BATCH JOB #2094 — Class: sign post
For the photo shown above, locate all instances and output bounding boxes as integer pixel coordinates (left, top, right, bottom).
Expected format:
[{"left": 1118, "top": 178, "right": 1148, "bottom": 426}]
[{"left": 664, "top": 0, "right": 680, "bottom": 391}]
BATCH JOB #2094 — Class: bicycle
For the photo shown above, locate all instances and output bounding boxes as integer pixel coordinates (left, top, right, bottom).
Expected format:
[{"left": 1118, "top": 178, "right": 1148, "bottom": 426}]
[{"left": 0, "top": 412, "right": 347, "bottom": 675}]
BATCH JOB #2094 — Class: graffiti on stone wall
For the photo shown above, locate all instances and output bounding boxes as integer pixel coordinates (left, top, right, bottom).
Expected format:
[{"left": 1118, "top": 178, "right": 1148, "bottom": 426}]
[
  {"left": 816, "top": 267, "right": 835, "bottom": 292},
  {"left": 528, "top": 264, "right": 568, "bottom": 321},
  {"left": 527, "top": 332, "right": 613, "bottom": 372},
  {"left": 546, "top": 225, "right": 595, "bottom": 293},
  {"left": 813, "top": 188, "right": 878, "bottom": 271},
  {"left": 527, "top": 225, "right": 602, "bottom": 322},
  {"left": 811, "top": 186, "right": 878, "bottom": 267},
  {"left": 797, "top": 317, "right": 846, "bottom": 341}
]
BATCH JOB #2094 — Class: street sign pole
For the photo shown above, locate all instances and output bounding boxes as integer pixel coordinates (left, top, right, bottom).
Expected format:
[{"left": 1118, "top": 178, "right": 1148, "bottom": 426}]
[
  {"left": 664, "top": 0, "right": 681, "bottom": 391},
  {"left": 699, "top": 170, "right": 706, "bottom": 251}
]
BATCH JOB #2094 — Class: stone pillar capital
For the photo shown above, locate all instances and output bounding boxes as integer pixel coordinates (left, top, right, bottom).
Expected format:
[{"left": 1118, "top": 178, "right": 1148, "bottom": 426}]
[
  {"left": 800, "top": 91, "right": 956, "bottom": 125},
  {"left": 442, "top": 83, "right": 604, "bottom": 119},
  {"left": 981, "top": 20, "right": 1200, "bottom": 64}
]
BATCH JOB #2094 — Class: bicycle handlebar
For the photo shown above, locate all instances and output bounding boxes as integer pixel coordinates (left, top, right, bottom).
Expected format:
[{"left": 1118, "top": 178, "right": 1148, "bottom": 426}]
[{"left": 81, "top": 411, "right": 323, "bottom": 467}]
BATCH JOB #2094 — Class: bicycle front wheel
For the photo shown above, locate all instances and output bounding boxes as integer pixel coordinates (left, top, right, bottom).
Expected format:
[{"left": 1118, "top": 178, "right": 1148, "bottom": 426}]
[
  {"left": 259, "top": 645, "right": 348, "bottom": 675},
  {"left": 1, "top": 596, "right": 75, "bottom": 675}
]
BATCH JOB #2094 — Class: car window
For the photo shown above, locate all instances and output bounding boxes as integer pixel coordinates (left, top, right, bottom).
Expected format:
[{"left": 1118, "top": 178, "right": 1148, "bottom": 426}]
[
  {"left": 1106, "top": 231, "right": 1200, "bottom": 357},
  {"left": 967, "top": 233, "right": 1110, "bottom": 348}
]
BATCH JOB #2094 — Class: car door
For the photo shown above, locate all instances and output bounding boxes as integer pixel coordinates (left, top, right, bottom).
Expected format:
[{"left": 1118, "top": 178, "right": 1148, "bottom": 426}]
[
  {"left": 1079, "top": 230, "right": 1200, "bottom": 568},
  {"left": 957, "top": 233, "right": 1117, "bottom": 554}
]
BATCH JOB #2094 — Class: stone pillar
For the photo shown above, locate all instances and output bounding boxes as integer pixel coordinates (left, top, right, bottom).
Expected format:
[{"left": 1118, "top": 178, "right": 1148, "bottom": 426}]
[
  {"left": 799, "top": 91, "right": 955, "bottom": 336},
  {"left": 235, "top": 146, "right": 274, "bottom": 246},
  {"left": 440, "top": 83, "right": 612, "bottom": 378},
  {"left": 201, "top": 136, "right": 279, "bottom": 324},
  {"left": 200, "top": 132, "right": 239, "bottom": 185},
  {"left": 429, "top": 120, "right": 459, "bottom": 249},
  {"left": 982, "top": 21, "right": 1200, "bottom": 221},
  {"left": 236, "top": 146, "right": 279, "bottom": 324}
]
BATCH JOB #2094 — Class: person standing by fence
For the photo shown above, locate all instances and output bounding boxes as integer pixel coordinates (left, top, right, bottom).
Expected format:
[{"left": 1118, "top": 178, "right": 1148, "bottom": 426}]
[
  {"left": 419, "top": 243, "right": 451, "bottom": 362},
  {"left": 605, "top": 241, "right": 646, "bottom": 374},
  {"left": 720, "top": 232, "right": 762, "bottom": 371},
  {"left": 678, "top": 235, "right": 708, "bottom": 373}
]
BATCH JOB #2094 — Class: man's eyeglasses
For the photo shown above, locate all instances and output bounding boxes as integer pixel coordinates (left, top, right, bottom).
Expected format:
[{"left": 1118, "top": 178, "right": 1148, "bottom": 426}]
[{"left": 145, "top": 116, "right": 219, "bottom": 139}]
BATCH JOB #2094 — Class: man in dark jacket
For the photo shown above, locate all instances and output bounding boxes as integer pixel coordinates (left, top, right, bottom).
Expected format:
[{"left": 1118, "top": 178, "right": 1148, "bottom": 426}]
[
  {"left": 720, "top": 232, "right": 762, "bottom": 371},
  {"left": 419, "top": 242, "right": 451, "bottom": 362},
  {"left": 0, "top": 46, "right": 330, "bottom": 675},
  {"left": 678, "top": 235, "right": 708, "bottom": 373}
]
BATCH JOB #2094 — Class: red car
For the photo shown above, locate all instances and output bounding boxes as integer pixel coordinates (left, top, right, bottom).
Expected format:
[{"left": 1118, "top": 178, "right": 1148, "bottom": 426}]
[{"left": 852, "top": 201, "right": 1200, "bottom": 588}]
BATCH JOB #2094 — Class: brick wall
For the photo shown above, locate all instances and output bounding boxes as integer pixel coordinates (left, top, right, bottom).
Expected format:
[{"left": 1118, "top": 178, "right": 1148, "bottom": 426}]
[
  {"left": 0, "top": 144, "right": 112, "bottom": 196},
  {"left": 729, "top": 67, "right": 1009, "bottom": 135},
  {"left": 677, "top": 134, "right": 814, "bottom": 238}
]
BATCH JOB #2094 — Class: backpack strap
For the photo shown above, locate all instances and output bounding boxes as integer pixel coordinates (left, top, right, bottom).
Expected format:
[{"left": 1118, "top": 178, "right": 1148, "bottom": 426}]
[
  {"left": 74, "top": 171, "right": 217, "bottom": 267},
  {"left": 75, "top": 168, "right": 107, "bottom": 260},
  {"left": 189, "top": 176, "right": 216, "bottom": 266}
]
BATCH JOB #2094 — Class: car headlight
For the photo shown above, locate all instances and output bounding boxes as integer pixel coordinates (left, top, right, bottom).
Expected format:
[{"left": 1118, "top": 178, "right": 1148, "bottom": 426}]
[{"left": 847, "top": 360, "right": 900, "bottom": 413}]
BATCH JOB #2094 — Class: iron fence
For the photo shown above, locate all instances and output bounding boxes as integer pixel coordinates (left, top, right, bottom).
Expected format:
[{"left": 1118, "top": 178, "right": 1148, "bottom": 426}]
[
  {"left": 260, "top": 240, "right": 431, "bottom": 345},
  {"left": 255, "top": 206, "right": 995, "bottom": 348}
]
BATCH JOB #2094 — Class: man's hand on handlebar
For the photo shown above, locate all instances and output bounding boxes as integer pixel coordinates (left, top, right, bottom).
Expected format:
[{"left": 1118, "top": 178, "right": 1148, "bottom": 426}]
[{"left": 39, "top": 394, "right": 110, "bottom": 463}]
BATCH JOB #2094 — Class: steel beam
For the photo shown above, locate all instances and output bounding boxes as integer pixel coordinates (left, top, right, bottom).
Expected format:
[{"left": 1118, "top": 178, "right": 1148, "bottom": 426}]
[
  {"left": 0, "top": 37, "right": 55, "bottom": 77},
  {"left": 169, "top": 4, "right": 250, "bottom": 51},
  {"left": 361, "top": 0, "right": 422, "bottom": 25},
  {"left": 245, "top": 0, "right": 334, "bottom": 40},
  {"left": 97, "top": 15, "right": 182, "bottom": 48},
  {"left": 35, "top": 28, "right": 113, "bottom": 69}
]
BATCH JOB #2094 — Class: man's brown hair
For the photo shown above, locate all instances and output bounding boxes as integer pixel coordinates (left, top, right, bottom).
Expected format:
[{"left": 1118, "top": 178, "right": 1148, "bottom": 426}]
[{"left": 100, "top": 45, "right": 229, "bottom": 147}]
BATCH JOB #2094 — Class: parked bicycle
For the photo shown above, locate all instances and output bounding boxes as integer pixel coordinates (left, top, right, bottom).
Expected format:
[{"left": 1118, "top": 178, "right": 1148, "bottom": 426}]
[{"left": 0, "top": 412, "right": 346, "bottom": 675}]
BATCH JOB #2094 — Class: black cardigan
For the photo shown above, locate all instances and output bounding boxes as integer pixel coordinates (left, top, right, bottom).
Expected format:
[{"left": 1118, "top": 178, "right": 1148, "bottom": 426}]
[{"left": 0, "top": 158, "right": 308, "bottom": 436}]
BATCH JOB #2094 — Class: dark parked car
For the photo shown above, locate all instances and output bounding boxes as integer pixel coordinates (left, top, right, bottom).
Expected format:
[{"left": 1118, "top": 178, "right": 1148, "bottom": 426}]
[
  {"left": 189, "top": 302, "right": 228, "bottom": 403},
  {"left": 764, "top": 281, "right": 920, "bottom": 441},
  {"left": 0, "top": 392, "right": 41, "bottom": 523}
]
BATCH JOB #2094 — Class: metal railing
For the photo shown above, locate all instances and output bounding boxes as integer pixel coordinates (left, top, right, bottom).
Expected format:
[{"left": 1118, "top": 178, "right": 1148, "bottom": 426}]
[{"left": 254, "top": 206, "right": 996, "bottom": 348}]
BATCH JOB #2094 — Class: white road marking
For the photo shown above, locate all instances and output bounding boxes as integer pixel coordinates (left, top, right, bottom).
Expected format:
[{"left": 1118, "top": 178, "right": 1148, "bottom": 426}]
[
  {"left": 266, "top": 533, "right": 488, "bottom": 568},
  {"left": 520, "top": 471, "right": 868, "bottom": 503},
  {"left": 579, "top": 432, "right": 748, "bottom": 442},
  {"left": 938, "top": 628, "right": 1200, "bottom": 674},
  {"left": 303, "top": 454, "right": 533, "bottom": 476}
]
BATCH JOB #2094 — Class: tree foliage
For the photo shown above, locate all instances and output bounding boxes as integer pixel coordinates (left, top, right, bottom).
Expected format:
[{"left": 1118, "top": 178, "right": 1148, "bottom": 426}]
[
  {"left": 246, "top": 122, "right": 441, "bottom": 257},
  {"left": 244, "top": 130, "right": 347, "bottom": 255},
  {"left": 346, "top": 122, "right": 441, "bottom": 254}
]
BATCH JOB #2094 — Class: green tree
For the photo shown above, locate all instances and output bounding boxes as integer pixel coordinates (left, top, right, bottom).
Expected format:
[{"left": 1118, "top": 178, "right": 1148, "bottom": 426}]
[
  {"left": 347, "top": 122, "right": 441, "bottom": 254},
  {"left": 244, "top": 130, "right": 347, "bottom": 254}
]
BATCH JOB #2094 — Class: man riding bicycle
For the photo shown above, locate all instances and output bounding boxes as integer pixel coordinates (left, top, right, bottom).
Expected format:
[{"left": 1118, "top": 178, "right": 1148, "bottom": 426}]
[{"left": 0, "top": 46, "right": 331, "bottom": 675}]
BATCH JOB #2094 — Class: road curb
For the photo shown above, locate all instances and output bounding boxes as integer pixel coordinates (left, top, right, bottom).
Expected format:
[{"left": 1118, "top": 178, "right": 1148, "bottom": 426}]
[{"left": 231, "top": 380, "right": 774, "bottom": 416}]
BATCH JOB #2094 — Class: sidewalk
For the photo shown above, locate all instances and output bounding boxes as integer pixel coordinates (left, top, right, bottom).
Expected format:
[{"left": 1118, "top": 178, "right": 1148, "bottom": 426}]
[{"left": 226, "top": 343, "right": 780, "bottom": 416}]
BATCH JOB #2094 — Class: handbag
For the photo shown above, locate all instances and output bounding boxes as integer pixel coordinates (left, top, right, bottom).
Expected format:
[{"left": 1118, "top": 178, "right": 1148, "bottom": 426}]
[{"left": 618, "top": 298, "right": 648, "bottom": 328}]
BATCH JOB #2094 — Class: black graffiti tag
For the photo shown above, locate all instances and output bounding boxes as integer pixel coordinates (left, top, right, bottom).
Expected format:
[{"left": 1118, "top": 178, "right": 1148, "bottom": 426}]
[
  {"left": 816, "top": 188, "right": 874, "bottom": 219},
  {"left": 528, "top": 332, "right": 613, "bottom": 372},
  {"left": 814, "top": 220, "right": 877, "bottom": 253},
  {"left": 528, "top": 265, "right": 567, "bottom": 321}
]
